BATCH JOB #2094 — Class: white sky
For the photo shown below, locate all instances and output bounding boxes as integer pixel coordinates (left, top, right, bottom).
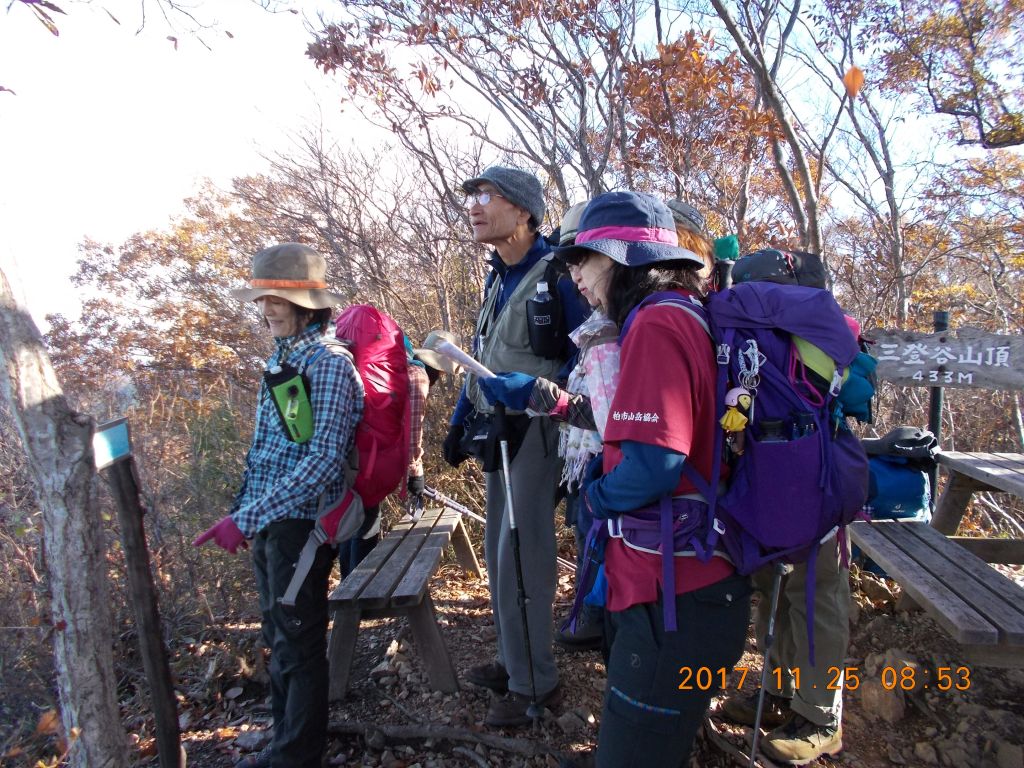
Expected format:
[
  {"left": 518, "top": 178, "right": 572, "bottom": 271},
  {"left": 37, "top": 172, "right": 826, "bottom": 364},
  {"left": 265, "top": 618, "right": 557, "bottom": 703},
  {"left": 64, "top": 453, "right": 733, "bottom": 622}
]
[{"left": 0, "top": 0, "right": 364, "bottom": 329}]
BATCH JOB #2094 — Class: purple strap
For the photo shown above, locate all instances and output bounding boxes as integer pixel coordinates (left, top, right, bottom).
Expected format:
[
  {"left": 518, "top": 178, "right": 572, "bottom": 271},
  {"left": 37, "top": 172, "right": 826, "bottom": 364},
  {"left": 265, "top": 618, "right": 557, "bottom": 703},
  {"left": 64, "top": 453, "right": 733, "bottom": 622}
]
[
  {"left": 564, "top": 517, "right": 606, "bottom": 633},
  {"left": 660, "top": 495, "right": 677, "bottom": 631}
]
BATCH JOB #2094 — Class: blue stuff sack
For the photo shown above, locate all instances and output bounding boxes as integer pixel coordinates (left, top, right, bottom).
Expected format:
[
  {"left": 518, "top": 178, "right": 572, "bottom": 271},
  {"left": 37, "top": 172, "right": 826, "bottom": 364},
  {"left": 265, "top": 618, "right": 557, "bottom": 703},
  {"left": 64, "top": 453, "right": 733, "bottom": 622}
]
[
  {"left": 858, "top": 454, "right": 931, "bottom": 575},
  {"left": 866, "top": 455, "right": 931, "bottom": 522}
]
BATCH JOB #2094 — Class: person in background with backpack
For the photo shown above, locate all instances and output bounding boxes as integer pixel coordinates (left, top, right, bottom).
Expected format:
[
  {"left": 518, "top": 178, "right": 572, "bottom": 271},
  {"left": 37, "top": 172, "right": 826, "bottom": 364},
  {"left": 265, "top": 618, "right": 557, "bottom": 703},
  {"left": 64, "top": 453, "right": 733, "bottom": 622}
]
[
  {"left": 555, "top": 192, "right": 751, "bottom": 767},
  {"left": 551, "top": 200, "right": 613, "bottom": 654},
  {"left": 480, "top": 200, "right": 614, "bottom": 653},
  {"left": 442, "top": 166, "right": 588, "bottom": 727},
  {"left": 194, "top": 243, "right": 364, "bottom": 768},
  {"left": 405, "top": 336, "right": 431, "bottom": 513},
  {"left": 719, "top": 313, "right": 868, "bottom": 765},
  {"left": 720, "top": 543, "right": 850, "bottom": 763},
  {"left": 405, "top": 330, "right": 463, "bottom": 516}
]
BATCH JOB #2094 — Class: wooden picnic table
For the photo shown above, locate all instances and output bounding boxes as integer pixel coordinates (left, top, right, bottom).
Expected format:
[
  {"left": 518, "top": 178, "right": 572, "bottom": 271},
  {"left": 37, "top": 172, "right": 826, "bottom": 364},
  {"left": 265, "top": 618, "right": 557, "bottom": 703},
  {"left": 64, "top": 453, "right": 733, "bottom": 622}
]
[{"left": 930, "top": 451, "right": 1024, "bottom": 564}]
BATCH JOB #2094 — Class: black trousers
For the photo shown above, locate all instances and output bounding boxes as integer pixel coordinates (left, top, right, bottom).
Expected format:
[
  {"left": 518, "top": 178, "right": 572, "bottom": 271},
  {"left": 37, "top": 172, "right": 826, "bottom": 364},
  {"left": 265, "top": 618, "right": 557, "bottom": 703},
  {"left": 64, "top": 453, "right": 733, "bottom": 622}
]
[
  {"left": 253, "top": 519, "right": 335, "bottom": 768},
  {"left": 596, "top": 573, "right": 752, "bottom": 768}
]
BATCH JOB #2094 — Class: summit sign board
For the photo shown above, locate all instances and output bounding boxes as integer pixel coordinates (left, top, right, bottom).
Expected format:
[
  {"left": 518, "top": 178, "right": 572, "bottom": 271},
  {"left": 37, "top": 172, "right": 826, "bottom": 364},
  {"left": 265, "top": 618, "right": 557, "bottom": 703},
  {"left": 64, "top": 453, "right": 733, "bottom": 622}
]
[{"left": 867, "top": 327, "right": 1024, "bottom": 390}]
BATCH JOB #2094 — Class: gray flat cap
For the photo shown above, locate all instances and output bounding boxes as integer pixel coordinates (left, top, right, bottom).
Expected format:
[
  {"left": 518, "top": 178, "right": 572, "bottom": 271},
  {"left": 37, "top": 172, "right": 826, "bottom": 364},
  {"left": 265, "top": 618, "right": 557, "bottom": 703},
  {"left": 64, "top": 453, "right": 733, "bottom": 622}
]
[{"left": 462, "top": 166, "right": 546, "bottom": 228}]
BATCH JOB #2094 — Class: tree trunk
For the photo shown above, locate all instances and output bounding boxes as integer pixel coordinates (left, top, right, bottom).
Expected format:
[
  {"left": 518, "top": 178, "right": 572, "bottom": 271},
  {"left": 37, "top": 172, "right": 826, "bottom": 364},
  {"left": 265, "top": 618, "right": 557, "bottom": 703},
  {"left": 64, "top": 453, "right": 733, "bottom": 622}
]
[{"left": 0, "top": 269, "right": 128, "bottom": 768}]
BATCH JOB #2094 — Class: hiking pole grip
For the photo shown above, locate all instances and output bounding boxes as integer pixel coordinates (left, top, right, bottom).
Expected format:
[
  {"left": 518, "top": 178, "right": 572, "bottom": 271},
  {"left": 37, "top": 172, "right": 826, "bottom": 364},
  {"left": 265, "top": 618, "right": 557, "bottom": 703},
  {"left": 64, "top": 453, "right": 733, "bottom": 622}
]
[{"left": 500, "top": 439, "right": 517, "bottom": 531}]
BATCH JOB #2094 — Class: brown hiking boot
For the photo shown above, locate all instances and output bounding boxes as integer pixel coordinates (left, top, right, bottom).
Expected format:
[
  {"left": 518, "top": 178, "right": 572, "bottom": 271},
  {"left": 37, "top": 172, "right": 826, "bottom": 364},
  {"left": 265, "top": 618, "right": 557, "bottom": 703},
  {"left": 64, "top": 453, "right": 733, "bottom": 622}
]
[
  {"left": 760, "top": 714, "right": 843, "bottom": 765},
  {"left": 484, "top": 683, "right": 563, "bottom": 727},
  {"left": 465, "top": 661, "right": 509, "bottom": 693},
  {"left": 719, "top": 689, "right": 793, "bottom": 729}
]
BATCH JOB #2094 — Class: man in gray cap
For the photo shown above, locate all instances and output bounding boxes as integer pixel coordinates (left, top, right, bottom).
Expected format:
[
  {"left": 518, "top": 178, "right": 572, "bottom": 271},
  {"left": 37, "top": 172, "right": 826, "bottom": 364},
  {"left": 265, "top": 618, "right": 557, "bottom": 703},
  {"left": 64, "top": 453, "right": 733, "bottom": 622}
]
[{"left": 443, "top": 166, "right": 587, "bottom": 727}]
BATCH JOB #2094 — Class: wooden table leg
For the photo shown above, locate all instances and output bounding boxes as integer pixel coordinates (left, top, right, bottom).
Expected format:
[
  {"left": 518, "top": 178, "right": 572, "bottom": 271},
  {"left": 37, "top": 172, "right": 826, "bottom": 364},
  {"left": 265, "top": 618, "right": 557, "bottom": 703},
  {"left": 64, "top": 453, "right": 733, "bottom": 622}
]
[
  {"left": 406, "top": 595, "right": 459, "bottom": 693},
  {"left": 451, "top": 517, "right": 483, "bottom": 578},
  {"left": 327, "top": 604, "right": 361, "bottom": 701},
  {"left": 932, "top": 471, "right": 987, "bottom": 535}
]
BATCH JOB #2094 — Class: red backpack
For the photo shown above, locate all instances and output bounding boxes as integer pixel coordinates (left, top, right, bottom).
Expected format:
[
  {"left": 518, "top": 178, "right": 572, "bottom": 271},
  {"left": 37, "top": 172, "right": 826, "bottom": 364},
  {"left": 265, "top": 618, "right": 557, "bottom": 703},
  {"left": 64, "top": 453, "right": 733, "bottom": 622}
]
[
  {"left": 333, "top": 304, "right": 411, "bottom": 508},
  {"left": 280, "top": 307, "right": 411, "bottom": 607}
]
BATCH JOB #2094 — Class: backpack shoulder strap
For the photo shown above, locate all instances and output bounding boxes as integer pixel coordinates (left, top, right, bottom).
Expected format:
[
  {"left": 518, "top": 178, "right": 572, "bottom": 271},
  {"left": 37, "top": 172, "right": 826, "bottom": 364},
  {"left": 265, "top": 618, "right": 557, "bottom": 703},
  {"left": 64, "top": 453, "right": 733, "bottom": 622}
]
[
  {"left": 302, "top": 338, "right": 354, "bottom": 377},
  {"left": 620, "top": 291, "right": 711, "bottom": 342},
  {"left": 655, "top": 295, "right": 711, "bottom": 338}
]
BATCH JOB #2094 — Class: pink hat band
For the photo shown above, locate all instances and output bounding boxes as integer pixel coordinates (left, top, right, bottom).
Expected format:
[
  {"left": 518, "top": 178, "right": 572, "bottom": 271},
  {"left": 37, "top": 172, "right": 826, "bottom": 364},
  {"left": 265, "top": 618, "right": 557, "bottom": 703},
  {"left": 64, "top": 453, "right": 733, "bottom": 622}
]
[{"left": 575, "top": 225, "right": 679, "bottom": 247}]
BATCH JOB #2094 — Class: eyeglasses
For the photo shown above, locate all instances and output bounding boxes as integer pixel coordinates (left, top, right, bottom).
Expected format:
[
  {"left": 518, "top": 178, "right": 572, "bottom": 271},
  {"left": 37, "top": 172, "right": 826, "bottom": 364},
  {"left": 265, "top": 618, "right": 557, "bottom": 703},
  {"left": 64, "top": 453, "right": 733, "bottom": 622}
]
[
  {"left": 464, "top": 191, "right": 506, "bottom": 208},
  {"left": 565, "top": 252, "right": 592, "bottom": 271}
]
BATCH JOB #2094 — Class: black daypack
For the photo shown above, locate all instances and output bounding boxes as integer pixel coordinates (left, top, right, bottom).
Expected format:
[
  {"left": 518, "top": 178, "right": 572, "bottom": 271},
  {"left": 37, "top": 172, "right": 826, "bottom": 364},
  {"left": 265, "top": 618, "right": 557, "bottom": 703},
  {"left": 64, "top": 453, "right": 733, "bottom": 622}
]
[{"left": 732, "top": 248, "right": 828, "bottom": 289}]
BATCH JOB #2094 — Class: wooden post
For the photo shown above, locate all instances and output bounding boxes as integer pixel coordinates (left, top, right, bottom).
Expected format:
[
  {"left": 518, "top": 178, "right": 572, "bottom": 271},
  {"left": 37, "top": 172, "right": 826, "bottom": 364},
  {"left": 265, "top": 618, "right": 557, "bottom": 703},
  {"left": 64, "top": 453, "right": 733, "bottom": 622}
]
[
  {"left": 927, "top": 311, "right": 949, "bottom": 512},
  {"left": 97, "top": 422, "right": 183, "bottom": 767}
]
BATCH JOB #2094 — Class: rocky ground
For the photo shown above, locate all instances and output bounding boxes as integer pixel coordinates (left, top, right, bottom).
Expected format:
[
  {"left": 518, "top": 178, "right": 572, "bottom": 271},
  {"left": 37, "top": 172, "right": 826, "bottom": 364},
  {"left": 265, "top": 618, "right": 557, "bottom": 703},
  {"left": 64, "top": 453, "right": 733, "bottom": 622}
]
[{"left": 159, "top": 552, "right": 1024, "bottom": 768}]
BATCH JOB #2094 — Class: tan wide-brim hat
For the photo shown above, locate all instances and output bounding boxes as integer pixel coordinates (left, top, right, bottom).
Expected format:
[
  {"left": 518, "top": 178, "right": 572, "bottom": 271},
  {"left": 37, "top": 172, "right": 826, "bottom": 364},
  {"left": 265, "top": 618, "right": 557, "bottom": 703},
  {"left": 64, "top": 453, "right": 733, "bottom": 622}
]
[
  {"left": 230, "top": 243, "right": 346, "bottom": 310},
  {"left": 415, "top": 329, "right": 463, "bottom": 376}
]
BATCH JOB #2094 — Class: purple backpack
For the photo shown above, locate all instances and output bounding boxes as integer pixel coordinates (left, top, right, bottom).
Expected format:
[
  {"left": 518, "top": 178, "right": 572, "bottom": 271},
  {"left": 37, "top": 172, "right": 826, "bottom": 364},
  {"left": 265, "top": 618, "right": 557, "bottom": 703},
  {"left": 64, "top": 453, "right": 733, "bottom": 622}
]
[
  {"left": 706, "top": 282, "right": 868, "bottom": 564},
  {"left": 594, "top": 285, "right": 869, "bottom": 648},
  {"left": 704, "top": 283, "right": 868, "bottom": 660}
]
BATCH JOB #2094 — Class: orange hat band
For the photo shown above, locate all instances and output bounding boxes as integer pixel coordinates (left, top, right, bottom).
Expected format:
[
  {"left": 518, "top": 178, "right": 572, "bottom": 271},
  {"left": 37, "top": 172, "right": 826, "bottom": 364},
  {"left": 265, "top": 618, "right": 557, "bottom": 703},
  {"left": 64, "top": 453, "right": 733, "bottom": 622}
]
[{"left": 251, "top": 278, "right": 327, "bottom": 290}]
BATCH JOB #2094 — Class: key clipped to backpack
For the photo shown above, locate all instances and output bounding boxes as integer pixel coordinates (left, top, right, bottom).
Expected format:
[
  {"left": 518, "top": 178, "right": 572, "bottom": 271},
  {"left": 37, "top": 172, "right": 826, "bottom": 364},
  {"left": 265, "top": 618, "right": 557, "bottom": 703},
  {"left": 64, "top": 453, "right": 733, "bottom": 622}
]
[{"left": 265, "top": 363, "right": 314, "bottom": 444}]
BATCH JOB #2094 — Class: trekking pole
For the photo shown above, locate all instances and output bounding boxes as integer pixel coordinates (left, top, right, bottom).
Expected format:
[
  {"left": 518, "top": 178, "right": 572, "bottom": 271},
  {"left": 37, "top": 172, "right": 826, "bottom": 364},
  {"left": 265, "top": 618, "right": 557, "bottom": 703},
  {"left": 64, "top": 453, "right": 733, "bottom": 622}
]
[
  {"left": 406, "top": 492, "right": 425, "bottom": 521},
  {"left": 423, "top": 486, "right": 487, "bottom": 524},
  {"left": 499, "top": 424, "right": 541, "bottom": 719},
  {"left": 423, "top": 485, "right": 577, "bottom": 574},
  {"left": 749, "top": 561, "right": 792, "bottom": 768}
]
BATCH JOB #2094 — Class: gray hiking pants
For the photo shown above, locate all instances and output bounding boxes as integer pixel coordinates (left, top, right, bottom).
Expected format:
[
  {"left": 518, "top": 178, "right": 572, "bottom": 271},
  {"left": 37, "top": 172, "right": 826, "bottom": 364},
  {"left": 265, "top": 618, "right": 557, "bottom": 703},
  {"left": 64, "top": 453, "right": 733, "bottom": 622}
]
[
  {"left": 484, "top": 417, "right": 562, "bottom": 697},
  {"left": 754, "top": 536, "right": 851, "bottom": 728}
]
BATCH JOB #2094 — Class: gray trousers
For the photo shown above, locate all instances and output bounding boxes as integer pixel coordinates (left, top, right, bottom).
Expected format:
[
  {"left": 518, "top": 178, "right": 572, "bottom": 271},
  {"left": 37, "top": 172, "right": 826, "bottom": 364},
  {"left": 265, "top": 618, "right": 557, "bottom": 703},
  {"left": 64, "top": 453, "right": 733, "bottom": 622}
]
[
  {"left": 484, "top": 417, "right": 561, "bottom": 697},
  {"left": 754, "top": 537, "right": 851, "bottom": 728}
]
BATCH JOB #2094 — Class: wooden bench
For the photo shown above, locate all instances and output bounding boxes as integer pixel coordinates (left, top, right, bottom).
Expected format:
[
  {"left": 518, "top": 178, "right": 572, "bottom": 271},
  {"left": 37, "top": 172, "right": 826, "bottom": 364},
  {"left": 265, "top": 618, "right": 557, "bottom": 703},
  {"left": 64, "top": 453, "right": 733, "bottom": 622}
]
[
  {"left": 849, "top": 520, "right": 1024, "bottom": 667},
  {"left": 326, "top": 506, "right": 483, "bottom": 701}
]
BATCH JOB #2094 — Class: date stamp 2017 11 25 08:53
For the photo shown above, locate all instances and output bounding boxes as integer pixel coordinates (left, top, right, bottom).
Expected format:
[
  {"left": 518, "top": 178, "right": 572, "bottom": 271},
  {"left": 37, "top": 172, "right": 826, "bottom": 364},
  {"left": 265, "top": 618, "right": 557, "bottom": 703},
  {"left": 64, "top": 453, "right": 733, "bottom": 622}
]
[{"left": 679, "top": 665, "right": 972, "bottom": 692}]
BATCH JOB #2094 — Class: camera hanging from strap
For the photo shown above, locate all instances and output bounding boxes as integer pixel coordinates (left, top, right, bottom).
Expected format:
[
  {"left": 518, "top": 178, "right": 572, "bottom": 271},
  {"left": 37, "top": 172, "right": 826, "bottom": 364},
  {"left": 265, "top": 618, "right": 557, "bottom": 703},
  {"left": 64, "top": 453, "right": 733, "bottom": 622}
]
[{"left": 264, "top": 362, "right": 315, "bottom": 444}]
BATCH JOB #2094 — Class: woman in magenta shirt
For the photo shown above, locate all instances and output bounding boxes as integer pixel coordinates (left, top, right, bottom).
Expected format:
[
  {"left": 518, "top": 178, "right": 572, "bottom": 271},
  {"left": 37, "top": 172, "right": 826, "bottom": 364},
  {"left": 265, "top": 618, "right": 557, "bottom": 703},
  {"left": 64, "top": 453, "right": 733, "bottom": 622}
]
[{"left": 557, "top": 192, "right": 751, "bottom": 768}]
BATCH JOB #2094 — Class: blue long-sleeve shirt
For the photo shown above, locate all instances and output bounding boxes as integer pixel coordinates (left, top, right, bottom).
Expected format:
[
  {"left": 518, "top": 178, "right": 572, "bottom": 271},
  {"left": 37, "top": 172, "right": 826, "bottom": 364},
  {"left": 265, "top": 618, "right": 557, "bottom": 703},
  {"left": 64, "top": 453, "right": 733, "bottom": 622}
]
[
  {"left": 230, "top": 324, "right": 365, "bottom": 537},
  {"left": 587, "top": 441, "right": 685, "bottom": 517},
  {"left": 451, "top": 234, "right": 588, "bottom": 426}
]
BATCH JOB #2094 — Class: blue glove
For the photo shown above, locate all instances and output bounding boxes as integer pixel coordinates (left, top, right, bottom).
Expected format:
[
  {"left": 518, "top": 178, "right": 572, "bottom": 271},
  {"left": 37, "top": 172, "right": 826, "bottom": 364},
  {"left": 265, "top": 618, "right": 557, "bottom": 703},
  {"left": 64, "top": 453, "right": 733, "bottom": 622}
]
[{"left": 478, "top": 372, "right": 536, "bottom": 411}]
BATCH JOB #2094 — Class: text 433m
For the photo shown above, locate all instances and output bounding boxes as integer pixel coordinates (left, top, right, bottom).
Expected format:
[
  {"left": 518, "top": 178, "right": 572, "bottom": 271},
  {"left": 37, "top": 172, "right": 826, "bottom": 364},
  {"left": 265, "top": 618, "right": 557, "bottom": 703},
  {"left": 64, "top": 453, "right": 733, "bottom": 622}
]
[{"left": 679, "top": 666, "right": 972, "bottom": 691}]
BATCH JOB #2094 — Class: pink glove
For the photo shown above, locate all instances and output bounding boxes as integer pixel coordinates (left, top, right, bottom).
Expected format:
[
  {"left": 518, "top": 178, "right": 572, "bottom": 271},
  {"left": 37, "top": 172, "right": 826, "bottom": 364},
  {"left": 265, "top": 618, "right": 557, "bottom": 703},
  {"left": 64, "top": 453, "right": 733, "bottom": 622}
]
[{"left": 193, "top": 516, "right": 247, "bottom": 554}]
